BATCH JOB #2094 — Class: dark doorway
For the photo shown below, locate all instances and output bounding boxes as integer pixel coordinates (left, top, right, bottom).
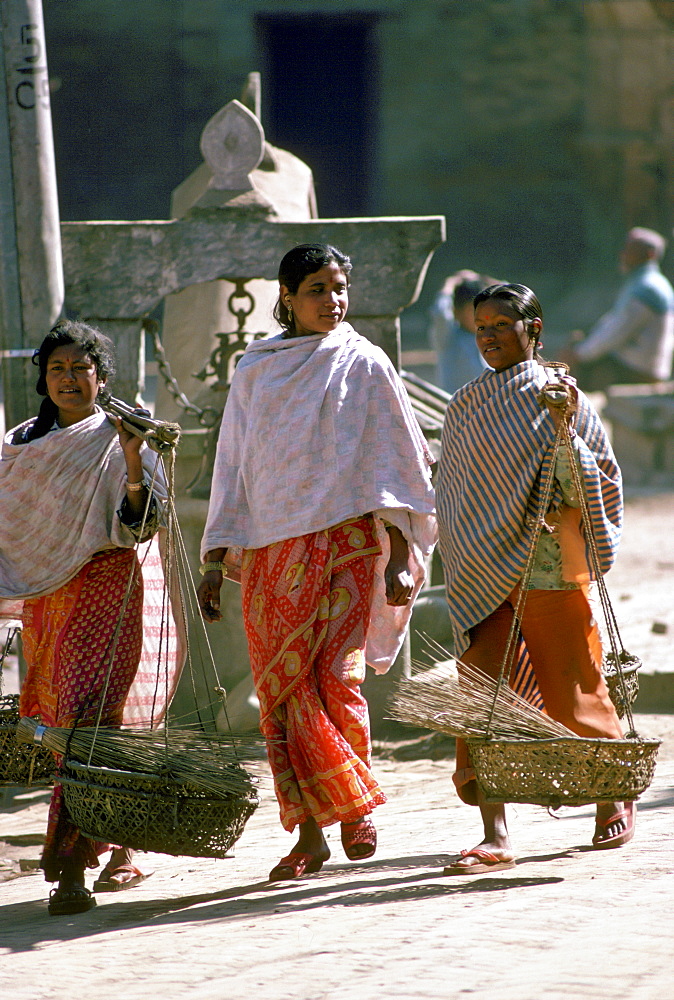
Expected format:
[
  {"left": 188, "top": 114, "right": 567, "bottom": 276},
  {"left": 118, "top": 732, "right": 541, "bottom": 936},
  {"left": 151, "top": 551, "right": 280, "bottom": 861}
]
[{"left": 256, "top": 13, "right": 379, "bottom": 217}]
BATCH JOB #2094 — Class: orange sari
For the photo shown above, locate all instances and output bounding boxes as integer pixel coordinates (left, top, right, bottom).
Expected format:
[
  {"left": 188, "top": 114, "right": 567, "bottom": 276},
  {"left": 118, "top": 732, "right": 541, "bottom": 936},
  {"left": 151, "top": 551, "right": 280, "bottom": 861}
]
[
  {"left": 20, "top": 547, "right": 143, "bottom": 880},
  {"left": 241, "top": 515, "right": 385, "bottom": 831}
]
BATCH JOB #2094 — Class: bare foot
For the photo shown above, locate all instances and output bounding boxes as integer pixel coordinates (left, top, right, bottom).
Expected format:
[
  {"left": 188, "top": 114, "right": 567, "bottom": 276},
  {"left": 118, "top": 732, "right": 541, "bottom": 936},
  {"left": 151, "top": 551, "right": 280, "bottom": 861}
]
[
  {"left": 48, "top": 862, "right": 95, "bottom": 915},
  {"left": 58, "top": 859, "right": 87, "bottom": 892},
  {"left": 268, "top": 817, "right": 331, "bottom": 881}
]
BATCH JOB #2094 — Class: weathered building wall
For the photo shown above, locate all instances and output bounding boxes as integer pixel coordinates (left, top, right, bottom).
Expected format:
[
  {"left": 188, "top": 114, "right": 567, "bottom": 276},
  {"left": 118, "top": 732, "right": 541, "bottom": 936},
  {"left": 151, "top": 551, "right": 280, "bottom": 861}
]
[{"left": 42, "top": 0, "right": 674, "bottom": 333}]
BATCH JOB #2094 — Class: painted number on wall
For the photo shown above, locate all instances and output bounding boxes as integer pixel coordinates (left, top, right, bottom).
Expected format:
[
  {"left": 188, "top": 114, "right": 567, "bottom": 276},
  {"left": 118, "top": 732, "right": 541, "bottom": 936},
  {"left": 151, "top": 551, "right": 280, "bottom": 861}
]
[{"left": 14, "top": 23, "right": 50, "bottom": 111}]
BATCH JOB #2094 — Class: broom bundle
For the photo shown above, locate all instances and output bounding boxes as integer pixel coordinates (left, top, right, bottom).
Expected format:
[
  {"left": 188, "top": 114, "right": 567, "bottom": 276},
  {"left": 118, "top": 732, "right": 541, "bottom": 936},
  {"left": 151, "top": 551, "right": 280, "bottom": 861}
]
[
  {"left": 389, "top": 657, "right": 577, "bottom": 742},
  {"left": 16, "top": 716, "right": 262, "bottom": 798}
]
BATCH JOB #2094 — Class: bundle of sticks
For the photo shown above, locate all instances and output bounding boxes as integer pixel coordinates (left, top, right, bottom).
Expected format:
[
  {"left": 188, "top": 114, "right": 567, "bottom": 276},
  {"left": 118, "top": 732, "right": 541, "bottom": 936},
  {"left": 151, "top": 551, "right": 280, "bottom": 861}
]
[
  {"left": 389, "top": 657, "right": 576, "bottom": 741},
  {"left": 16, "top": 717, "right": 262, "bottom": 797}
]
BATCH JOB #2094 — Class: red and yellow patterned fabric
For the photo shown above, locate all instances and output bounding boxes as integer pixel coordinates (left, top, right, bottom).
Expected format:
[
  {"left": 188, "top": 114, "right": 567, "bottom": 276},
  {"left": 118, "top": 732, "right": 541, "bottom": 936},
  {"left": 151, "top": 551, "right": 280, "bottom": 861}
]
[
  {"left": 241, "top": 515, "right": 386, "bottom": 831},
  {"left": 20, "top": 547, "right": 143, "bottom": 880}
]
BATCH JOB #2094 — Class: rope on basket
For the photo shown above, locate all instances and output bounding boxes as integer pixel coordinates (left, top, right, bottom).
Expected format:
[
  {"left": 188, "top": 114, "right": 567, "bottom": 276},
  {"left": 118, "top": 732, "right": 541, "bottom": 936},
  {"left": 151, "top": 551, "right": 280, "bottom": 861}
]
[
  {"left": 59, "top": 403, "right": 247, "bottom": 772},
  {"left": 482, "top": 369, "right": 637, "bottom": 741}
]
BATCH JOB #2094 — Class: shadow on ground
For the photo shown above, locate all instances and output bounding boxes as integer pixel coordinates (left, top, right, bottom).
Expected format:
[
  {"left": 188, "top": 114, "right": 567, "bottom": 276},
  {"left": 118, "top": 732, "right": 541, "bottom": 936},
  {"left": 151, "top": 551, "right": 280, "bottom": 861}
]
[{"left": 0, "top": 850, "right": 570, "bottom": 953}]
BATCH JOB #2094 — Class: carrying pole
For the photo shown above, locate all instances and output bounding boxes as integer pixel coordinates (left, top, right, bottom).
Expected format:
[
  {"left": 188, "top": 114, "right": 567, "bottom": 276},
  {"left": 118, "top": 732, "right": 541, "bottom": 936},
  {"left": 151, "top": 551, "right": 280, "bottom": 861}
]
[{"left": 0, "top": 0, "right": 64, "bottom": 432}]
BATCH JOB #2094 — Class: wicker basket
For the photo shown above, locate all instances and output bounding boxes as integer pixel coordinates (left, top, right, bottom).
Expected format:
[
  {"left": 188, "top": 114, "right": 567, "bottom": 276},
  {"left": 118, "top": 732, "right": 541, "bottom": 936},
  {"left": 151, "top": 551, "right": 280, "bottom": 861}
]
[
  {"left": 0, "top": 695, "right": 54, "bottom": 787},
  {"left": 60, "top": 760, "right": 258, "bottom": 858},
  {"left": 468, "top": 735, "right": 661, "bottom": 808},
  {"left": 603, "top": 651, "right": 640, "bottom": 719}
]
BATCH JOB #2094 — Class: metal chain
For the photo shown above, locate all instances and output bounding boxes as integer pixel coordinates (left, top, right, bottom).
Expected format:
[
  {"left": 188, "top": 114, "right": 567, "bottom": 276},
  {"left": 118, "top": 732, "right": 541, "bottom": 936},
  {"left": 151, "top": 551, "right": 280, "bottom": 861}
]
[{"left": 144, "top": 320, "right": 221, "bottom": 428}]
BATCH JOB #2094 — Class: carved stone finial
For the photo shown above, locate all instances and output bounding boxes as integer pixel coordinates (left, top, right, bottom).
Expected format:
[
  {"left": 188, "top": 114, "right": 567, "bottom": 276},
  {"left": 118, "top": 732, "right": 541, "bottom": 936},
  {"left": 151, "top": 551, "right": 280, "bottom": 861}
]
[
  {"left": 199, "top": 100, "right": 264, "bottom": 192},
  {"left": 240, "top": 72, "right": 261, "bottom": 121}
]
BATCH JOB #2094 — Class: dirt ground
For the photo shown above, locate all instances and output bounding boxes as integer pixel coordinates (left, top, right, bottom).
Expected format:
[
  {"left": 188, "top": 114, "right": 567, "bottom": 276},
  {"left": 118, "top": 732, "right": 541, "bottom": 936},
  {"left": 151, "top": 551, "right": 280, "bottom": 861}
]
[
  {"left": 1, "top": 490, "right": 673, "bottom": 1000},
  {"left": 602, "top": 490, "right": 674, "bottom": 678}
]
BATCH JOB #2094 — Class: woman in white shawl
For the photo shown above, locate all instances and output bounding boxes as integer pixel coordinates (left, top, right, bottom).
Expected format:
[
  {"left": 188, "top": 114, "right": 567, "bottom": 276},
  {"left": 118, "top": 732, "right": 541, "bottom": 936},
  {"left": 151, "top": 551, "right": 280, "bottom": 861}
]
[
  {"left": 198, "top": 244, "right": 436, "bottom": 881},
  {"left": 0, "top": 321, "right": 170, "bottom": 915}
]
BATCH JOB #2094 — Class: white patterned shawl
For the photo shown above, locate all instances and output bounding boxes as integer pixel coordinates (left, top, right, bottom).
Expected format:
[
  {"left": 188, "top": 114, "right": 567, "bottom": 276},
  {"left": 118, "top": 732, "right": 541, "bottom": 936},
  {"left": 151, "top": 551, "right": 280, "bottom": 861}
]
[
  {"left": 0, "top": 409, "right": 185, "bottom": 726},
  {"left": 436, "top": 361, "right": 623, "bottom": 658},
  {"left": 201, "top": 323, "right": 437, "bottom": 673}
]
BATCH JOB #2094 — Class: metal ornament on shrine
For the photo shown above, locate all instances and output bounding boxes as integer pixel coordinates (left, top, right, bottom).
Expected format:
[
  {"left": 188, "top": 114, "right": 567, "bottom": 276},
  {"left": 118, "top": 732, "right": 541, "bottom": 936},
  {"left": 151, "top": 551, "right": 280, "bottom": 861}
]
[{"left": 193, "top": 280, "right": 267, "bottom": 391}]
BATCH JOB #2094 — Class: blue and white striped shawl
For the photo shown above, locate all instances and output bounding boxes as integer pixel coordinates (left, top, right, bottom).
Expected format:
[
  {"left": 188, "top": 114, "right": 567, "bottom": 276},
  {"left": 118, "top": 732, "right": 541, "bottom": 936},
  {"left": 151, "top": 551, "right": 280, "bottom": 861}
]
[{"left": 436, "top": 361, "right": 623, "bottom": 657}]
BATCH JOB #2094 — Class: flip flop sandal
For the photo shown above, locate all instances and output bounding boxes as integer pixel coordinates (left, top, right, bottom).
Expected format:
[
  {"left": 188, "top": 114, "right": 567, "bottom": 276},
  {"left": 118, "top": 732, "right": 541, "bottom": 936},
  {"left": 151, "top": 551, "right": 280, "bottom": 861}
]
[
  {"left": 268, "top": 852, "right": 325, "bottom": 882},
  {"left": 48, "top": 885, "right": 97, "bottom": 916},
  {"left": 592, "top": 801, "right": 636, "bottom": 850},
  {"left": 341, "top": 818, "right": 377, "bottom": 861},
  {"left": 93, "top": 864, "right": 153, "bottom": 892},
  {"left": 443, "top": 848, "right": 517, "bottom": 876}
]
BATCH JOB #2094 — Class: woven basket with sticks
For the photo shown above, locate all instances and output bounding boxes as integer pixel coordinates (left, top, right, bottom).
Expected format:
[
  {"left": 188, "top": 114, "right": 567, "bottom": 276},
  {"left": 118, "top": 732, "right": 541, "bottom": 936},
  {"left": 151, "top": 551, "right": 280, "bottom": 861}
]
[
  {"left": 0, "top": 628, "right": 54, "bottom": 787},
  {"left": 467, "top": 736, "right": 659, "bottom": 808},
  {"left": 390, "top": 374, "right": 660, "bottom": 807},
  {"left": 60, "top": 761, "right": 257, "bottom": 858},
  {"left": 391, "top": 651, "right": 660, "bottom": 808},
  {"left": 15, "top": 717, "right": 262, "bottom": 858},
  {"left": 1, "top": 695, "right": 54, "bottom": 787}
]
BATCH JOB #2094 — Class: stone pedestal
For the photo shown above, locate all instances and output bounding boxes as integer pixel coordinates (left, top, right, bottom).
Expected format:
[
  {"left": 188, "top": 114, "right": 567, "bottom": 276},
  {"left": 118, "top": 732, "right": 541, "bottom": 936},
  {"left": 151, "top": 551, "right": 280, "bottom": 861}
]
[{"left": 604, "top": 382, "right": 674, "bottom": 485}]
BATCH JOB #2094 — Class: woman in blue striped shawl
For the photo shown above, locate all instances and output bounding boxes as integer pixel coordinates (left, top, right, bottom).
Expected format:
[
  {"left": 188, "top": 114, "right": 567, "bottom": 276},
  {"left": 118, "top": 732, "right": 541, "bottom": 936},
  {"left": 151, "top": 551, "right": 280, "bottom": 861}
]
[{"left": 436, "top": 283, "right": 631, "bottom": 876}]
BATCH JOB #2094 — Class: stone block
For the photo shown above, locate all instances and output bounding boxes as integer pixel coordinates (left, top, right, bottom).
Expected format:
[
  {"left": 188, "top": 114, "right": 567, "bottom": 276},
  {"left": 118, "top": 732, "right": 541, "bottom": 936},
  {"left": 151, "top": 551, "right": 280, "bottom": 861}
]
[
  {"left": 61, "top": 216, "right": 445, "bottom": 319},
  {"left": 634, "top": 672, "right": 674, "bottom": 714},
  {"left": 609, "top": 423, "right": 667, "bottom": 484},
  {"left": 604, "top": 387, "right": 674, "bottom": 483},
  {"left": 408, "top": 585, "right": 453, "bottom": 665}
]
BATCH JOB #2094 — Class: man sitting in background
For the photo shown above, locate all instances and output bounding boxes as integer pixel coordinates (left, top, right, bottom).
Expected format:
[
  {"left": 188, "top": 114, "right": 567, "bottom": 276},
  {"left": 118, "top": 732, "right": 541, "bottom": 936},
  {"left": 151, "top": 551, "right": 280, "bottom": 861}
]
[{"left": 563, "top": 227, "right": 674, "bottom": 391}]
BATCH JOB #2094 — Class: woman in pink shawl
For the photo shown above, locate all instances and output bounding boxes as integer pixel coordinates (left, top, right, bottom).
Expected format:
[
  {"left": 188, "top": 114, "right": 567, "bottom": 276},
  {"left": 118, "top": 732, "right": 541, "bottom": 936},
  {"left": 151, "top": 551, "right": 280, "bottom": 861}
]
[{"left": 0, "top": 321, "right": 167, "bottom": 915}]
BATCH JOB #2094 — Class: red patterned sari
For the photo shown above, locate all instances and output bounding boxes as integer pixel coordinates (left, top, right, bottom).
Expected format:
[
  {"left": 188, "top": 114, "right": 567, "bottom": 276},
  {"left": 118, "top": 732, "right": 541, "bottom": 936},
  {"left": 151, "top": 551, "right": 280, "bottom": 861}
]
[
  {"left": 241, "top": 515, "right": 386, "bottom": 831},
  {"left": 20, "top": 547, "right": 143, "bottom": 880}
]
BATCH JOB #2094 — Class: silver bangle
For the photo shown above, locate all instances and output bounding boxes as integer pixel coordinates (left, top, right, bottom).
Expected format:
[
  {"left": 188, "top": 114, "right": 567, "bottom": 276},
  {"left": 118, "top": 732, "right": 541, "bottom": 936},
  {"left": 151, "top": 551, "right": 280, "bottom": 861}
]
[{"left": 126, "top": 479, "right": 148, "bottom": 492}]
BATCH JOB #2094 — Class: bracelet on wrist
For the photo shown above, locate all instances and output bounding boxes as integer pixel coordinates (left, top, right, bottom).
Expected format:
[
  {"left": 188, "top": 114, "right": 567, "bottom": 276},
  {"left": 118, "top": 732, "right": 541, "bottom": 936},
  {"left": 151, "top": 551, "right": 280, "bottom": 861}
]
[
  {"left": 126, "top": 479, "right": 148, "bottom": 492},
  {"left": 199, "top": 560, "right": 226, "bottom": 577}
]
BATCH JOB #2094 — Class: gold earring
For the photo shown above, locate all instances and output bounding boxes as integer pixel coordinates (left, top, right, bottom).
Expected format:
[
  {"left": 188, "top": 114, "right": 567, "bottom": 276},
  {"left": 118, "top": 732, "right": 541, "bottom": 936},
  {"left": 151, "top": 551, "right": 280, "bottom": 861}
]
[{"left": 286, "top": 300, "right": 293, "bottom": 325}]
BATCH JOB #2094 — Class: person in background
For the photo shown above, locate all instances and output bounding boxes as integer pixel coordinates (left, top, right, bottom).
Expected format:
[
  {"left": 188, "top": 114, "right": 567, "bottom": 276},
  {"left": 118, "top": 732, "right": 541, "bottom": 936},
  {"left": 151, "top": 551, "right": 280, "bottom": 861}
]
[
  {"left": 562, "top": 227, "right": 674, "bottom": 391},
  {"left": 428, "top": 270, "right": 492, "bottom": 394},
  {"left": 198, "top": 243, "right": 436, "bottom": 883},
  {"left": 436, "top": 283, "right": 631, "bottom": 876}
]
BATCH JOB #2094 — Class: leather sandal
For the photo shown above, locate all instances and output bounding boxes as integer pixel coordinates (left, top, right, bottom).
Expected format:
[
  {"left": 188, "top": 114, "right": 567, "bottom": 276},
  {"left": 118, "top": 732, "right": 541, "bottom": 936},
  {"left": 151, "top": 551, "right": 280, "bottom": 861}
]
[
  {"left": 268, "top": 851, "right": 325, "bottom": 882},
  {"left": 443, "top": 848, "right": 517, "bottom": 876},
  {"left": 93, "top": 863, "right": 153, "bottom": 892},
  {"left": 341, "top": 817, "right": 377, "bottom": 861},
  {"left": 48, "top": 884, "right": 97, "bottom": 916},
  {"left": 592, "top": 801, "right": 636, "bottom": 850}
]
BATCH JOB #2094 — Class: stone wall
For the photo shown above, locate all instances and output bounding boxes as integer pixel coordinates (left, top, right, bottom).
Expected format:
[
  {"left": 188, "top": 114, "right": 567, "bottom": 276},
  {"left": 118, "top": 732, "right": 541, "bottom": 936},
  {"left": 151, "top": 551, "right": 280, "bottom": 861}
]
[{"left": 43, "top": 0, "right": 674, "bottom": 339}]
